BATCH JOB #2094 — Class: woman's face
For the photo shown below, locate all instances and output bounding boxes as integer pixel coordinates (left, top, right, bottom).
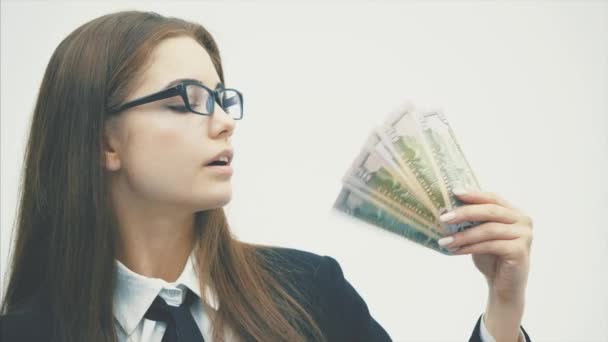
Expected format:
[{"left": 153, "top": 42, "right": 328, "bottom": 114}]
[{"left": 104, "top": 36, "right": 236, "bottom": 213}]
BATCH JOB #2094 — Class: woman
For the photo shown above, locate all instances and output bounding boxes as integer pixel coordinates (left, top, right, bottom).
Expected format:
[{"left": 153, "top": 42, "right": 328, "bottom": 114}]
[{"left": 0, "top": 10, "right": 533, "bottom": 342}]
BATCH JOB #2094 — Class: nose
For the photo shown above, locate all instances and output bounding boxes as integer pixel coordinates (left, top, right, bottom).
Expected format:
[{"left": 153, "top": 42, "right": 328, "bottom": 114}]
[{"left": 209, "top": 103, "right": 236, "bottom": 138}]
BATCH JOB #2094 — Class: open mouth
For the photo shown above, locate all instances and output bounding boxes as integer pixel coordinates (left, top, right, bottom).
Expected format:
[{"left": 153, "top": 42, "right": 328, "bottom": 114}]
[
  {"left": 204, "top": 154, "right": 233, "bottom": 176},
  {"left": 206, "top": 155, "right": 230, "bottom": 166},
  {"left": 207, "top": 160, "right": 229, "bottom": 166}
]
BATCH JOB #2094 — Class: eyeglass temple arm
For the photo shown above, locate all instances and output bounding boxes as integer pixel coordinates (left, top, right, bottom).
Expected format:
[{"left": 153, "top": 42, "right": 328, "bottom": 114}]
[{"left": 110, "top": 87, "right": 182, "bottom": 113}]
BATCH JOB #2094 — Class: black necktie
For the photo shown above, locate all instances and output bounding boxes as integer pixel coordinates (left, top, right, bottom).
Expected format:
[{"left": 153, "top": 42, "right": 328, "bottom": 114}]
[{"left": 144, "top": 288, "right": 206, "bottom": 342}]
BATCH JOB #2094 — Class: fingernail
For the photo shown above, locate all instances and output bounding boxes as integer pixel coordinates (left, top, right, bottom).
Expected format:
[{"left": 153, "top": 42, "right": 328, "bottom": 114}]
[
  {"left": 448, "top": 247, "right": 460, "bottom": 253},
  {"left": 437, "top": 236, "right": 454, "bottom": 246},
  {"left": 452, "top": 188, "right": 468, "bottom": 196},
  {"left": 439, "top": 211, "right": 456, "bottom": 222}
]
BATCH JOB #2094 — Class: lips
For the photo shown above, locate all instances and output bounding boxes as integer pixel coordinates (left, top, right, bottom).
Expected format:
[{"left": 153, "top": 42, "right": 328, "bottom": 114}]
[{"left": 205, "top": 148, "right": 233, "bottom": 166}]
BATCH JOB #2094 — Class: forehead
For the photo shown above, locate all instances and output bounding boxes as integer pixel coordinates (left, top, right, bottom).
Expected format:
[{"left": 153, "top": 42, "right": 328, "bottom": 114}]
[{"left": 132, "top": 36, "right": 221, "bottom": 98}]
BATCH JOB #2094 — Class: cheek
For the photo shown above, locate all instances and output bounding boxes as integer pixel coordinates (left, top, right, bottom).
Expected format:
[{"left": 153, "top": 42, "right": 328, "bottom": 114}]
[
  {"left": 122, "top": 120, "right": 202, "bottom": 193},
  {"left": 118, "top": 116, "right": 231, "bottom": 209}
]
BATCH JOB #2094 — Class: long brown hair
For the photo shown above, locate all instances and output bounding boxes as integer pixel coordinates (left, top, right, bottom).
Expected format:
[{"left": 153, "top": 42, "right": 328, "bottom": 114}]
[{"left": 1, "top": 10, "right": 326, "bottom": 342}]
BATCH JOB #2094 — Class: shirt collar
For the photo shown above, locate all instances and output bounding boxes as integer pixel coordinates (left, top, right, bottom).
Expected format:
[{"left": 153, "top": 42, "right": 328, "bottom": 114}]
[{"left": 113, "top": 250, "right": 220, "bottom": 336}]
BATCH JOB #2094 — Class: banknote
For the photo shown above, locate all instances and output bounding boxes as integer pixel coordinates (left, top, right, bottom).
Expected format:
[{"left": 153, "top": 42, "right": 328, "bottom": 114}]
[
  {"left": 333, "top": 187, "right": 453, "bottom": 255},
  {"left": 379, "top": 109, "right": 450, "bottom": 214},
  {"left": 369, "top": 128, "right": 439, "bottom": 214},
  {"left": 341, "top": 133, "right": 445, "bottom": 237},
  {"left": 419, "top": 111, "right": 481, "bottom": 233},
  {"left": 333, "top": 103, "right": 482, "bottom": 253}
]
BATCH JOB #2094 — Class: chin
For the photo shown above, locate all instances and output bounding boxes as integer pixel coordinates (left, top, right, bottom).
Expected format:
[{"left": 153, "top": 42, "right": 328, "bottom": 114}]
[{"left": 196, "top": 192, "right": 232, "bottom": 211}]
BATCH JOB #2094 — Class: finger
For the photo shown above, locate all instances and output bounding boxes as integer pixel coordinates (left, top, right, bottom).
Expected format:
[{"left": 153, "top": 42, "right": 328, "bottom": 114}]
[
  {"left": 437, "top": 222, "right": 521, "bottom": 249},
  {"left": 452, "top": 190, "right": 515, "bottom": 209},
  {"left": 453, "top": 235, "right": 530, "bottom": 258},
  {"left": 439, "top": 203, "right": 522, "bottom": 225},
  {"left": 452, "top": 239, "right": 514, "bottom": 257}
]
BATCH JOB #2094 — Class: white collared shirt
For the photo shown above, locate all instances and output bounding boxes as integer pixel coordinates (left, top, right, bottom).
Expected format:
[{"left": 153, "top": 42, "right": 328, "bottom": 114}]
[
  {"left": 113, "top": 252, "right": 236, "bottom": 342},
  {"left": 112, "top": 252, "right": 524, "bottom": 342}
]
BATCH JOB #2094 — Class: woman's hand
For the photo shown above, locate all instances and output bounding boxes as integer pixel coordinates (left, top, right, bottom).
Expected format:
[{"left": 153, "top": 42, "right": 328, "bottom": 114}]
[{"left": 437, "top": 190, "right": 533, "bottom": 341}]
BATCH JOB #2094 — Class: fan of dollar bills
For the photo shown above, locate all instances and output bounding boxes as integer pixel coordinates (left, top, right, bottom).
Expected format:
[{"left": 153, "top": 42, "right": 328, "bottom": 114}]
[{"left": 333, "top": 104, "right": 481, "bottom": 255}]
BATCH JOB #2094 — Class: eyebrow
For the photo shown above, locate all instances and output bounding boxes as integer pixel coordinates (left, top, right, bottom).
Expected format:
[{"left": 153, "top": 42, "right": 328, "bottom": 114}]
[{"left": 163, "top": 78, "right": 223, "bottom": 90}]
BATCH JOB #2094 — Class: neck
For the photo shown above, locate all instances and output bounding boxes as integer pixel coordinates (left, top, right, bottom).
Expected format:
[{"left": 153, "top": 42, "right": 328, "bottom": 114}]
[{"left": 111, "top": 179, "right": 197, "bottom": 282}]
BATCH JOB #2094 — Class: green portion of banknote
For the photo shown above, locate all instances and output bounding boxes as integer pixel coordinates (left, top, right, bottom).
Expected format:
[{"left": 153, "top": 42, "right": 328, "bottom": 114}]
[
  {"left": 369, "top": 128, "right": 439, "bottom": 214},
  {"left": 342, "top": 179, "right": 443, "bottom": 239},
  {"left": 333, "top": 187, "right": 453, "bottom": 255},
  {"left": 342, "top": 134, "right": 445, "bottom": 237},
  {"left": 332, "top": 103, "right": 483, "bottom": 254},
  {"left": 420, "top": 111, "right": 481, "bottom": 233},
  {"left": 380, "top": 110, "right": 450, "bottom": 214}
]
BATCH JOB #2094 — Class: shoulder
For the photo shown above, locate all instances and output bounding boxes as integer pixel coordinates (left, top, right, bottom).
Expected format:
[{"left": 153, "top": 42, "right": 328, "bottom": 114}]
[
  {"left": 255, "top": 245, "right": 392, "bottom": 342},
  {"left": 255, "top": 245, "right": 328, "bottom": 272},
  {"left": 253, "top": 244, "right": 357, "bottom": 294},
  {"left": 254, "top": 245, "right": 345, "bottom": 293},
  {"left": 0, "top": 292, "right": 49, "bottom": 341}
]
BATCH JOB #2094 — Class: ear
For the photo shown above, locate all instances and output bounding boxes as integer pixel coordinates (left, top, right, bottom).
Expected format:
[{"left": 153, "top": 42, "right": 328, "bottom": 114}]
[{"left": 102, "top": 119, "right": 122, "bottom": 171}]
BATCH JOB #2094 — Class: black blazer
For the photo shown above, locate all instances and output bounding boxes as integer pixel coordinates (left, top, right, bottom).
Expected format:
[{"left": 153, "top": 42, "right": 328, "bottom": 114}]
[{"left": 0, "top": 246, "right": 531, "bottom": 341}]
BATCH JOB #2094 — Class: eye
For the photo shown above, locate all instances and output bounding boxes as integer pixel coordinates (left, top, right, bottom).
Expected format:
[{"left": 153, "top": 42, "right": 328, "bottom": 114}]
[{"left": 167, "top": 105, "right": 189, "bottom": 113}]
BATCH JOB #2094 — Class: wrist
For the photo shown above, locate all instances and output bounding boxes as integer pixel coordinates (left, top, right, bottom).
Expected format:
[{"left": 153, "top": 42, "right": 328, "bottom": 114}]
[{"left": 484, "top": 293, "right": 525, "bottom": 342}]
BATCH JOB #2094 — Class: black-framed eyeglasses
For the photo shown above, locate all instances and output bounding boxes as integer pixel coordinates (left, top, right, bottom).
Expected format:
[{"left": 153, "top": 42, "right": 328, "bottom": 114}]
[{"left": 107, "top": 80, "right": 244, "bottom": 120}]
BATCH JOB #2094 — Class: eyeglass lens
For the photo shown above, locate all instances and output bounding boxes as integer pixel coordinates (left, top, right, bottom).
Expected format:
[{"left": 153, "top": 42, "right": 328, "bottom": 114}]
[{"left": 185, "top": 84, "right": 242, "bottom": 119}]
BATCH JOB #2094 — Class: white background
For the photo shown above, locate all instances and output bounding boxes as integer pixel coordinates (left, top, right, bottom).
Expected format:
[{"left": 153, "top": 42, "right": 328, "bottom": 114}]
[{"left": 2, "top": 1, "right": 607, "bottom": 341}]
